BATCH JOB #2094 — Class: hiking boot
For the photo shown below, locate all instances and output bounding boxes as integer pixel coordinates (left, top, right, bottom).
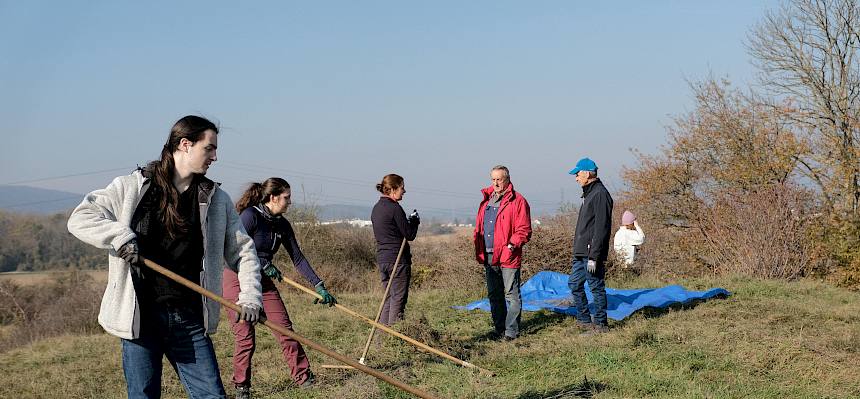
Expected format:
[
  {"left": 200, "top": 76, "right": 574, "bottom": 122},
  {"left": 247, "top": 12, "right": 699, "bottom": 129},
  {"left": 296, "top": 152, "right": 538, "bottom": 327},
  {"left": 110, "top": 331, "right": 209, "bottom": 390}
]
[
  {"left": 580, "top": 324, "right": 609, "bottom": 336},
  {"left": 298, "top": 371, "right": 316, "bottom": 389},
  {"left": 486, "top": 330, "right": 504, "bottom": 341},
  {"left": 234, "top": 384, "right": 251, "bottom": 399},
  {"left": 593, "top": 324, "right": 609, "bottom": 333},
  {"left": 575, "top": 320, "right": 593, "bottom": 329}
]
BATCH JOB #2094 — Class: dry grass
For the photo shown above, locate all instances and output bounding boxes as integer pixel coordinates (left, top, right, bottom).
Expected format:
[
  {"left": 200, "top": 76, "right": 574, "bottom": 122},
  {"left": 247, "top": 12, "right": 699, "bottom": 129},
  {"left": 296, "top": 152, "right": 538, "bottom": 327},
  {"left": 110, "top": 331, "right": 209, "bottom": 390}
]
[
  {"left": 0, "top": 270, "right": 102, "bottom": 351},
  {"left": 5, "top": 213, "right": 859, "bottom": 397},
  {"left": 2, "top": 275, "right": 859, "bottom": 398},
  {"left": 0, "top": 270, "right": 108, "bottom": 286}
]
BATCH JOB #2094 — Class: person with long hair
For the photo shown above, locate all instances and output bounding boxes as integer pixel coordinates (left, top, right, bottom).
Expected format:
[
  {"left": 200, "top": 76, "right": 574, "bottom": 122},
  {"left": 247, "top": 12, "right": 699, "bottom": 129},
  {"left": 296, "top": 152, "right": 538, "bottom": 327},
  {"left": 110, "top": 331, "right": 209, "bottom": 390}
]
[
  {"left": 226, "top": 177, "right": 337, "bottom": 398},
  {"left": 370, "top": 174, "right": 420, "bottom": 326},
  {"left": 67, "top": 115, "right": 263, "bottom": 398}
]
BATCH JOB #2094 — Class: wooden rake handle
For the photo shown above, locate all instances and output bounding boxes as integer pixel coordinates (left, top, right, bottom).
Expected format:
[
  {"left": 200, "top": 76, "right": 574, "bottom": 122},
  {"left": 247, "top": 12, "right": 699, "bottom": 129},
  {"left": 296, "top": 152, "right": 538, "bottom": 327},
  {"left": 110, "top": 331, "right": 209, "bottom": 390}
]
[
  {"left": 359, "top": 238, "right": 408, "bottom": 363},
  {"left": 278, "top": 274, "right": 495, "bottom": 376},
  {"left": 140, "top": 257, "right": 440, "bottom": 399}
]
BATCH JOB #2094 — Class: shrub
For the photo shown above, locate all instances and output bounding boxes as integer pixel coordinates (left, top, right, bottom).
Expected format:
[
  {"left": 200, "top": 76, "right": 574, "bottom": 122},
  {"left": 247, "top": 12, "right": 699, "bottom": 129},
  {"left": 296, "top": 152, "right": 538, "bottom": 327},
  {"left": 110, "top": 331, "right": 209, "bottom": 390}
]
[
  {"left": 0, "top": 270, "right": 102, "bottom": 351},
  {"left": 410, "top": 232, "right": 481, "bottom": 291},
  {"left": 521, "top": 206, "right": 576, "bottom": 279},
  {"left": 821, "top": 216, "right": 860, "bottom": 288},
  {"left": 276, "top": 222, "right": 377, "bottom": 293},
  {"left": 695, "top": 185, "right": 822, "bottom": 279}
]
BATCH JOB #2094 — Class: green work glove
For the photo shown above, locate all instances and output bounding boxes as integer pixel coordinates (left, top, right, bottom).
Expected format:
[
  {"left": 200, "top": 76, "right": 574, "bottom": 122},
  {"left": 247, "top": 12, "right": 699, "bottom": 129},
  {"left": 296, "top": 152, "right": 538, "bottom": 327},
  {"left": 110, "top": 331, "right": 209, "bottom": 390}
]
[
  {"left": 313, "top": 281, "right": 337, "bottom": 307},
  {"left": 262, "top": 261, "right": 283, "bottom": 281}
]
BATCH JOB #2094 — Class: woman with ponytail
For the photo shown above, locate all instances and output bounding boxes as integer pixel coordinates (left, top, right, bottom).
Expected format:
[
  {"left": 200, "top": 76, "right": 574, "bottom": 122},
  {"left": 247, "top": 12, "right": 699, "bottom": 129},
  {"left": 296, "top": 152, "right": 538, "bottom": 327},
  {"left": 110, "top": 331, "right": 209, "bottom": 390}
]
[
  {"left": 225, "top": 177, "right": 337, "bottom": 398},
  {"left": 67, "top": 115, "right": 263, "bottom": 398},
  {"left": 370, "top": 174, "right": 420, "bottom": 326}
]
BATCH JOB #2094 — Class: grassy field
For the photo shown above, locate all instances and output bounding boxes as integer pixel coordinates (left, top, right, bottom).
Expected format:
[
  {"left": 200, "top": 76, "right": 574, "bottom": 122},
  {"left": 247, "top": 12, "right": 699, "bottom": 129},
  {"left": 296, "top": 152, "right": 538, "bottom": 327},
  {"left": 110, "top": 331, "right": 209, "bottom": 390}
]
[
  {"left": 0, "top": 270, "right": 108, "bottom": 286},
  {"left": 2, "top": 274, "right": 859, "bottom": 398}
]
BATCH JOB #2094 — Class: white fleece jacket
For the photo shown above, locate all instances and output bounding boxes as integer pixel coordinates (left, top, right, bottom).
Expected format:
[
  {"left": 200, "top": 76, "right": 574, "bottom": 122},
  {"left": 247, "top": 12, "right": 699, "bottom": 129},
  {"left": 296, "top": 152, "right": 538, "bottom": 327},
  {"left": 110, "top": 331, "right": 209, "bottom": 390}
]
[
  {"left": 613, "top": 224, "right": 645, "bottom": 265},
  {"left": 67, "top": 170, "right": 262, "bottom": 339}
]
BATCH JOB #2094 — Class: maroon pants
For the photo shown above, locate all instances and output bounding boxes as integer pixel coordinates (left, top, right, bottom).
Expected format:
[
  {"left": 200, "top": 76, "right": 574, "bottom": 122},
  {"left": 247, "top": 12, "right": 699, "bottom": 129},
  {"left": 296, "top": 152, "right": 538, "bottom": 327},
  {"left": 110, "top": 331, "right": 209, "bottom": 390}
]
[{"left": 222, "top": 269, "right": 311, "bottom": 387}]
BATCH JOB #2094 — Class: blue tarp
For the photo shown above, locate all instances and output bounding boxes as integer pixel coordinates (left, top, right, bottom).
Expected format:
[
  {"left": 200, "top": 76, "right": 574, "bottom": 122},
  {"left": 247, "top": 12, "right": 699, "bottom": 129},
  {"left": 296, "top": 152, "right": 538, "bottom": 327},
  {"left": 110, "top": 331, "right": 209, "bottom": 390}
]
[{"left": 454, "top": 271, "right": 731, "bottom": 321}]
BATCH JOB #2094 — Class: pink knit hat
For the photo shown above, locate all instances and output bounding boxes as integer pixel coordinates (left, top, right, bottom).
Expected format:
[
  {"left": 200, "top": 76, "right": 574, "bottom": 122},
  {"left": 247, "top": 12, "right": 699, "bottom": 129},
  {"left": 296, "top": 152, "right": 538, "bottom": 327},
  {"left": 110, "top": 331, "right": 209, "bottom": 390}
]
[{"left": 621, "top": 210, "right": 636, "bottom": 225}]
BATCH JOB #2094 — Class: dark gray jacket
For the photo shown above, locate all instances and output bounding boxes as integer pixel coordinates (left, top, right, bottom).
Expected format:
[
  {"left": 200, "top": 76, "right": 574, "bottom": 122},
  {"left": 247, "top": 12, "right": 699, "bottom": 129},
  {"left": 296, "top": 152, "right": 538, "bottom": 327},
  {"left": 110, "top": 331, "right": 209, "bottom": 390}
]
[
  {"left": 371, "top": 197, "right": 418, "bottom": 265},
  {"left": 573, "top": 179, "right": 614, "bottom": 262}
]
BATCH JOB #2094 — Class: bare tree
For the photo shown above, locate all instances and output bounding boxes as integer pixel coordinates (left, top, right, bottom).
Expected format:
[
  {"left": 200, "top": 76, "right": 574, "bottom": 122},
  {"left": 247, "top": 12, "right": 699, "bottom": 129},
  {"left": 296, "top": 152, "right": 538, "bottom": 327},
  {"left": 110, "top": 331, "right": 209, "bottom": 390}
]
[{"left": 748, "top": 0, "right": 860, "bottom": 217}]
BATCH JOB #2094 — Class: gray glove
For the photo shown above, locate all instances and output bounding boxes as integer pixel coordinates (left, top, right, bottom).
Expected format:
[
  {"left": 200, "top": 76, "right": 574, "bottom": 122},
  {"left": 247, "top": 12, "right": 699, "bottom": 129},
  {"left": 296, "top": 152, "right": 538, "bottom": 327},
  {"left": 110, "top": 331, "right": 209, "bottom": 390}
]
[
  {"left": 235, "top": 304, "right": 260, "bottom": 324},
  {"left": 117, "top": 239, "right": 143, "bottom": 279},
  {"left": 587, "top": 259, "right": 597, "bottom": 274}
]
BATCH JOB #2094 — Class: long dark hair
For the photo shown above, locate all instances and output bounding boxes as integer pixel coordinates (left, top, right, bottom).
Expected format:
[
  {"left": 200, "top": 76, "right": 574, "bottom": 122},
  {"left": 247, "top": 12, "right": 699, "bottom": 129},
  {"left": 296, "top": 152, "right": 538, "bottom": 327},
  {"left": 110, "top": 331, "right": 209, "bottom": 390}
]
[
  {"left": 146, "top": 115, "right": 218, "bottom": 239},
  {"left": 376, "top": 174, "right": 404, "bottom": 195},
  {"left": 236, "top": 177, "right": 291, "bottom": 214}
]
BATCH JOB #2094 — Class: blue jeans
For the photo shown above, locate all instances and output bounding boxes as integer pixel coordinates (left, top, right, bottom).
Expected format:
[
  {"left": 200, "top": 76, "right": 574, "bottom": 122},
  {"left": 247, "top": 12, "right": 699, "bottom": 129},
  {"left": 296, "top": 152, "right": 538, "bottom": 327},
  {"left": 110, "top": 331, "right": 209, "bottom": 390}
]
[
  {"left": 485, "top": 253, "right": 522, "bottom": 338},
  {"left": 121, "top": 304, "right": 226, "bottom": 399},
  {"left": 568, "top": 257, "right": 608, "bottom": 326}
]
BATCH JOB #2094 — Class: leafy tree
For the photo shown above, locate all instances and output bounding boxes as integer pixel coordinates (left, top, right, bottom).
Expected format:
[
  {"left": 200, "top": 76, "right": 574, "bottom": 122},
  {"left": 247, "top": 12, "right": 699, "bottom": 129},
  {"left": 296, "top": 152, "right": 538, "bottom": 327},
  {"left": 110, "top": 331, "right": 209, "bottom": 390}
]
[
  {"left": 749, "top": 0, "right": 860, "bottom": 284},
  {"left": 623, "top": 79, "right": 817, "bottom": 278}
]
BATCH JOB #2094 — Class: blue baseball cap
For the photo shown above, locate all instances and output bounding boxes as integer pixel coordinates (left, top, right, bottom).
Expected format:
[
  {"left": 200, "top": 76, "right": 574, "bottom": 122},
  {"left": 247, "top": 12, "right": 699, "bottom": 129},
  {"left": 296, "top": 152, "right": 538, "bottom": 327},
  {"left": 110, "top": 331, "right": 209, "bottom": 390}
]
[{"left": 569, "top": 157, "right": 598, "bottom": 175}]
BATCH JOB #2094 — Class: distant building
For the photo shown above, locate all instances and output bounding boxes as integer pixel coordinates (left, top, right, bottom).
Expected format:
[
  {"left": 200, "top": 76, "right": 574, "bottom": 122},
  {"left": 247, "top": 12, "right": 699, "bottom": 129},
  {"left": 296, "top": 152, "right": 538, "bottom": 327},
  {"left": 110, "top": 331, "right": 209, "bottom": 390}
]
[
  {"left": 347, "top": 219, "right": 373, "bottom": 228},
  {"left": 440, "top": 223, "right": 474, "bottom": 227},
  {"left": 319, "top": 219, "right": 373, "bottom": 228}
]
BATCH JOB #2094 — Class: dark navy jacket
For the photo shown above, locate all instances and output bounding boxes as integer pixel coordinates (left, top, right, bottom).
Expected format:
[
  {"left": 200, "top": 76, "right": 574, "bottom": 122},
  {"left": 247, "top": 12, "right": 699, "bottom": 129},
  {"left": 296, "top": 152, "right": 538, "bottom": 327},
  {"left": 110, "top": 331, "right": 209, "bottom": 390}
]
[
  {"left": 573, "top": 179, "right": 614, "bottom": 262},
  {"left": 240, "top": 205, "right": 321, "bottom": 286},
  {"left": 371, "top": 197, "right": 418, "bottom": 265}
]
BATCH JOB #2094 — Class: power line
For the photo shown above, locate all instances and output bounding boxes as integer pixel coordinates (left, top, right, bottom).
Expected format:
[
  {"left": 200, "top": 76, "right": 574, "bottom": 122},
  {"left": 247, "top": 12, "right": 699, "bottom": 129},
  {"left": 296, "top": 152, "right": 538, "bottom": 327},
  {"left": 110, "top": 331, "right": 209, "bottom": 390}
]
[
  {"left": 220, "top": 163, "right": 487, "bottom": 211},
  {"left": 1, "top": 196, "right": 82, "bottom": 209},
  {"left": 1, "top": 162, "right": 562, "bottom": 211},
  {"left": 219, "top": 161, "right": 560, "bottom": 206},
  {"left": 0, "top": 166, "right": 136, "bottom": 186},
  {"left": 219, "top": 162, "right": 372, "bottom": 190},
  {"left": 302, "top": 192, "right": 477, "bottom": 214}
]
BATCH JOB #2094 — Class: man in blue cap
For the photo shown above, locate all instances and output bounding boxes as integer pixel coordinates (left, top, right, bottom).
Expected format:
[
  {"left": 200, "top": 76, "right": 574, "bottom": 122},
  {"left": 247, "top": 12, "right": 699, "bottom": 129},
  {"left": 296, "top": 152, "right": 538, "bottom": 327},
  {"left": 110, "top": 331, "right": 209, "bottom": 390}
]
[{"left": 568, "top": 157, "right": 613, "bottom": 334}]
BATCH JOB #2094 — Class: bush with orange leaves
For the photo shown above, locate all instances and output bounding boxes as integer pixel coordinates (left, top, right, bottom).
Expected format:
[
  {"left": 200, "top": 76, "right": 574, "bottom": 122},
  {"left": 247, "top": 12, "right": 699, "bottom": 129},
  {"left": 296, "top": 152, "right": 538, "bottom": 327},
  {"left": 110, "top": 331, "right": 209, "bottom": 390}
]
[{"left": 622, "top": 79, "right": 828, "bottom": 280}]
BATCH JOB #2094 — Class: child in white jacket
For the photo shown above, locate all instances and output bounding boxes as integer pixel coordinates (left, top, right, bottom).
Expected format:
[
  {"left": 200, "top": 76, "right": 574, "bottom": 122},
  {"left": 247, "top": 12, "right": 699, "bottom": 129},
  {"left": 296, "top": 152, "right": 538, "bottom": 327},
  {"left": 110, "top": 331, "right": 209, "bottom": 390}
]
[{"left": 613, "top": 210, "right": 645, "bottom": 267}]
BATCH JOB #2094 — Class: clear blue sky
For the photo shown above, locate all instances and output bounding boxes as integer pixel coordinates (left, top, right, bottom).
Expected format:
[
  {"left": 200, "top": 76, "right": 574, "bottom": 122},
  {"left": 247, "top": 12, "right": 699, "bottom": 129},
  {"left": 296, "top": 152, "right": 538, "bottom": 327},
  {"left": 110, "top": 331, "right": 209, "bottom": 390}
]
[{"left": 0, "top": 1, "right": 779, "bottom": 218}]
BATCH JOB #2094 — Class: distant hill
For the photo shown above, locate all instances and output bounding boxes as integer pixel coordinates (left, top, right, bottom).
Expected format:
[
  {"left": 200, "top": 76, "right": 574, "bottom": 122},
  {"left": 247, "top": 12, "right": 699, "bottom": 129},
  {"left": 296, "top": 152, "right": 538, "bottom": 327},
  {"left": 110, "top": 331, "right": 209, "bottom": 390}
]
[
  {"left": 314, "top": 204, "right": 373, "bottom": 221},
  {"left": 308, "top": 203, "right": 475, "bottom": 223},
  {"left": 0, "top": 187, "right": 480, "bottom": 222},
  {"left": 0, "top": 185, "right": 83, "bottom": 214}
]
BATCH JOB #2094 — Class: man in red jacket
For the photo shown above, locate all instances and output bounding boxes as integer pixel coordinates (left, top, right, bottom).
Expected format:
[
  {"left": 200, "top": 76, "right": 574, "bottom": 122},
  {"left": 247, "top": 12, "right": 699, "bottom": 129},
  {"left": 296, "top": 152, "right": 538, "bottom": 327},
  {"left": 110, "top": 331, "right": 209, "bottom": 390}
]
[{"left": 473, "top": 165, "right": 532, "bottom": 340}]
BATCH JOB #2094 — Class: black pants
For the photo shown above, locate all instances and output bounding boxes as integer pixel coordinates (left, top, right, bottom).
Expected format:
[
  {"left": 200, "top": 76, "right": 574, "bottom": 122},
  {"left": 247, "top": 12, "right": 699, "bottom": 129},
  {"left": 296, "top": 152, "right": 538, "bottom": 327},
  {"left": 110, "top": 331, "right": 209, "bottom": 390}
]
[{"left": 378, "top": 262, "right": 411, "bottom": 326}]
